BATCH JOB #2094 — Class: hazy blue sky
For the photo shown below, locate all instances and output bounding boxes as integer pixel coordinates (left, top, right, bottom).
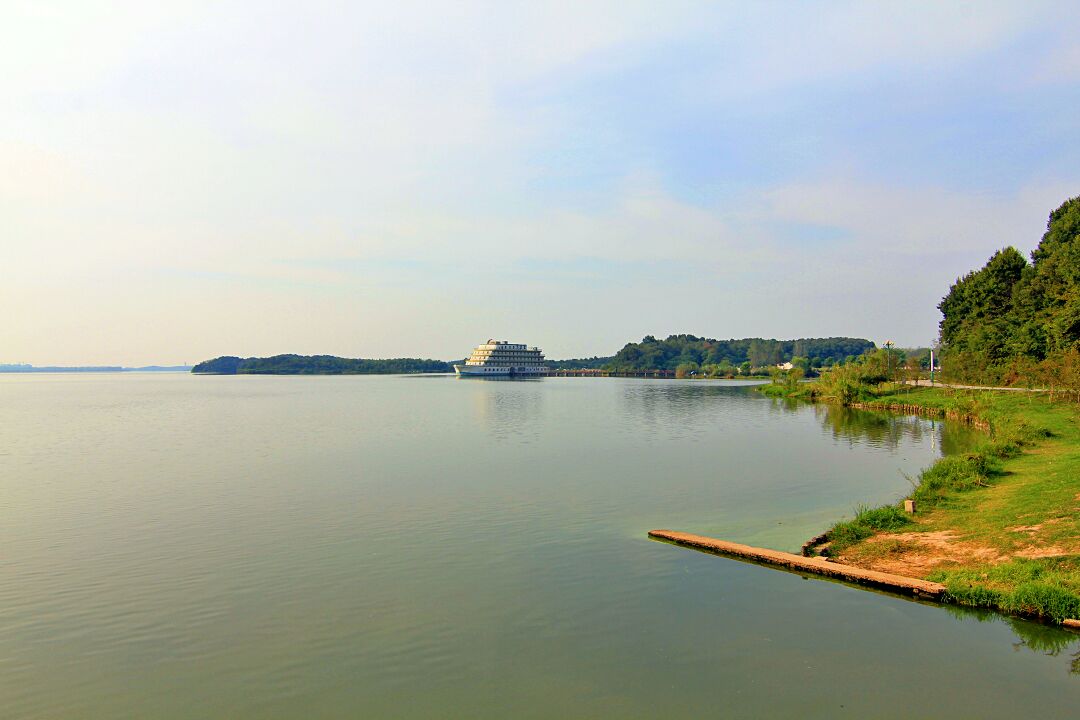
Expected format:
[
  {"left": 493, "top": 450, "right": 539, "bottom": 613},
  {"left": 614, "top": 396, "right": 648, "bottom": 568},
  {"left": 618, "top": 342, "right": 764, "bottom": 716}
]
[{"left": 4, "top": 1, "right": 1079, "bottom": 364}]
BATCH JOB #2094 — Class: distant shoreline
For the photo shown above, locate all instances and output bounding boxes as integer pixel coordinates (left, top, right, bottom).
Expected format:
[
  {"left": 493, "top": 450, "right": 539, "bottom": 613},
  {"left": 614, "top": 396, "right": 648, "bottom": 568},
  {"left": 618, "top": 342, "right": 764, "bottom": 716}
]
[{"left": 0, "top": 365, "right": 192, "bottom": 374}]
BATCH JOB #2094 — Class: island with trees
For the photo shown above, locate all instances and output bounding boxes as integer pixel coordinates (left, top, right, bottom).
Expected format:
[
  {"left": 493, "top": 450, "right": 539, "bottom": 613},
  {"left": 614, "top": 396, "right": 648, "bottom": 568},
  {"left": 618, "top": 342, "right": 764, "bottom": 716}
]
[{"left": 192, "top": 355, "right": 455, "bottom": 375}]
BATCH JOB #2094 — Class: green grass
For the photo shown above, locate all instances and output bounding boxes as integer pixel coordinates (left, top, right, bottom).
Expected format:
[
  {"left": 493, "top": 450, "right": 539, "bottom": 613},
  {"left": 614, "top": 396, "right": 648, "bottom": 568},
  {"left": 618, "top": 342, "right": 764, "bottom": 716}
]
[
  {"left": 930, "top": 557, "right": 1080, "bottom": 623},
  {"left": 911, "top": 453, "right": 1000, "bottom": 508},
  {"left": 758, "top": 381, "right": 814, "bottom": 399},
  {"left": 805, "top": 384, "right": 1080, "bottom": 623}
]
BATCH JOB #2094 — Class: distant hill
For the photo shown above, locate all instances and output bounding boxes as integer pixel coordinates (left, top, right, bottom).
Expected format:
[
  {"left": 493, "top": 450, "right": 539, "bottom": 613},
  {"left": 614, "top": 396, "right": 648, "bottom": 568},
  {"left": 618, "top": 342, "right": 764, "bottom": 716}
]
[
  {"left": 192, "top": 355, "right": 454, "bottom": 375},
  {"left": 0, "top": 364, "right": 192, "bottom": 373}
]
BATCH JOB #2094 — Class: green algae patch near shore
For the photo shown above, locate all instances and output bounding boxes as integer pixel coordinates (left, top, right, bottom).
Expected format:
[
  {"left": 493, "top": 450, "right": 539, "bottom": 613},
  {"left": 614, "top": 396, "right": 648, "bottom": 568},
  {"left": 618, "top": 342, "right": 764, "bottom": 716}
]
[{"left": 794, "top": 385, "right": 1080, "bottom": 624}]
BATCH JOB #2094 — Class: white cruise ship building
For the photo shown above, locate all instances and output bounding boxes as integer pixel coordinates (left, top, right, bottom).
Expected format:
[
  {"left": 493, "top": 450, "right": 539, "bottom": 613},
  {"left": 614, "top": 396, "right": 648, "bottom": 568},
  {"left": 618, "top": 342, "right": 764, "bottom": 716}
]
[{"left": 454, "top": 340, "right": 549, "bottom": 377}]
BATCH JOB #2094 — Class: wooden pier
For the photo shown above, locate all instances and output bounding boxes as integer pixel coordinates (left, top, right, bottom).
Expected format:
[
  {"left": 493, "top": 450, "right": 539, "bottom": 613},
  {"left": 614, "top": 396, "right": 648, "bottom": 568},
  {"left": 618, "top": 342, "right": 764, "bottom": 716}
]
[
  {"left": 648, "top": 529, "right": 946, "bottom": 599},
  {"left": 548, "top": 368, "right": 676, "bottom": 378}
]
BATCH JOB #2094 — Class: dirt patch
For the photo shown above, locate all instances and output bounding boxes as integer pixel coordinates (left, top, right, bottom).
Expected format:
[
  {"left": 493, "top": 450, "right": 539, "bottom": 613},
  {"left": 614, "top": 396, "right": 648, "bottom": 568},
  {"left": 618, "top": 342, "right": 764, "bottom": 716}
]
[
  {"left": 1004, "top": 518, "right": 1078, "bottom": 555},
  {"left": 839, "top": 531, "right": 1004, "bottom": 576},
  {"left": 840, "top": 525, "right": 1079, "bottom": 576},
  {"left": 1008, "top": 518, "right": 1067, "bottom": 534},
  {"left": 1014, "top": 545, "right": 1069, "bottom": 559}
]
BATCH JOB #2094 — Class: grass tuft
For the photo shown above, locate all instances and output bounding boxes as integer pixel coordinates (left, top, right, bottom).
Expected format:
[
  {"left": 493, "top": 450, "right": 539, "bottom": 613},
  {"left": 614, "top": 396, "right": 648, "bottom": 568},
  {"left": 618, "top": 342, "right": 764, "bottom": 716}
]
[
  {"left": 826, "top": 504, "right": 911, "bottom": 554},
  {"left": 911, "top": 453, "right": 1000, "bottom": 508},
  {"left": 931, "top": 557, "right": 1080, "bottom": 622}
]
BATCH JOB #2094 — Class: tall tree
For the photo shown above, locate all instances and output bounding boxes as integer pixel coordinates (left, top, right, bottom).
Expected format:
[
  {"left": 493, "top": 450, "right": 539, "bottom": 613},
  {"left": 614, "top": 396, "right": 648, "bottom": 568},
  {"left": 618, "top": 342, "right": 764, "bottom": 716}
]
[{"left": 937, "top": 196, "right": 1080, "bottom": 383}]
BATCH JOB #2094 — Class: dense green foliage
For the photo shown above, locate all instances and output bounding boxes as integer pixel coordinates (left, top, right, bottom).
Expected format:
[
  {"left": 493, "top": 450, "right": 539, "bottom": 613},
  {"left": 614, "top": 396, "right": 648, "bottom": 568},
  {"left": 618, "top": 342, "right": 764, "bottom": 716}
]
[
  {"left": 939, "top": 196, "right": 1080, "bottom": 387},
  {"left": 766, "top": 348, "right": 902, "bottom": 402},
  {"left": 192, "top": 354, "right": 454, "bottom": 374},
  {"left": 605, "top": 335, "right": 874, "bottom": 373}
]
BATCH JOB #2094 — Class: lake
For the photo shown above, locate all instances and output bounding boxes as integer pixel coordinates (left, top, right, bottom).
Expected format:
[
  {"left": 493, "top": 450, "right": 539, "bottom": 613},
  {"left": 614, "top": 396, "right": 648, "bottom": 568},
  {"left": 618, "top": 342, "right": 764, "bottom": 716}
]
[{"left": 1, "top": 374, "right": 1077, "bottom": 718}]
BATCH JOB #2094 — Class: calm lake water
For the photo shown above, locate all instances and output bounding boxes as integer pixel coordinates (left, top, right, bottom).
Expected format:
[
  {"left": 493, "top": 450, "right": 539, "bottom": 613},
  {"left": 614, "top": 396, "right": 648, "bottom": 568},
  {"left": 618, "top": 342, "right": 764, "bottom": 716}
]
[{"left": 2, "top": 374, "right": 1078, "bottom": 718}]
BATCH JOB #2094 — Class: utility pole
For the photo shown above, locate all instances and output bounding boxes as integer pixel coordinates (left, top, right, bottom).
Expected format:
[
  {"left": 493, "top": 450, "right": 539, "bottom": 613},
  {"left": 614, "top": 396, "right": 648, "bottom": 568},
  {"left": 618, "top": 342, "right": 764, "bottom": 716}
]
[
  {"left": 929, "top": 348, "right": 935, "bottom": 385},
  {"left": 884, "top": 340, "right": 894, "bottom": 381}
]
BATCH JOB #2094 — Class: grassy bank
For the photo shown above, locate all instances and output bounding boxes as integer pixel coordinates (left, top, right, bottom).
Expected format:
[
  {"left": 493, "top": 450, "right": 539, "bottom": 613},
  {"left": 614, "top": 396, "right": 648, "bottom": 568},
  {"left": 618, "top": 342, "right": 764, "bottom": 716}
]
[{"left": 790, "top": 384, "right": 1080, "bottom": 624}]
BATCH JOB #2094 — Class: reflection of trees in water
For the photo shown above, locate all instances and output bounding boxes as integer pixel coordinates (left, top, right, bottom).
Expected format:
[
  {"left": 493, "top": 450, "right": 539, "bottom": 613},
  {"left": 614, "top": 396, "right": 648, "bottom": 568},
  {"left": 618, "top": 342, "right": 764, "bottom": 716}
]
[
  {"left": 617, "top": 384, "right": 983, "bottom": 452},
  {"left": 943, "top": 605, "right": 1080, "bottom": 675},
  {"left": 811, "top": 404, "right": 927, "bottom": 450},
  {"left": 1009, "top": 618, "right": 1080, "bottom": 674},
  {"left": 939, "top": 419, "right": 981, "bottom": 456},
  {"left": 617, "top": 382, "right": 763, "bottom": 437},
  {"left": 788, "top": 402, "right": 983, "bottom": 454}
]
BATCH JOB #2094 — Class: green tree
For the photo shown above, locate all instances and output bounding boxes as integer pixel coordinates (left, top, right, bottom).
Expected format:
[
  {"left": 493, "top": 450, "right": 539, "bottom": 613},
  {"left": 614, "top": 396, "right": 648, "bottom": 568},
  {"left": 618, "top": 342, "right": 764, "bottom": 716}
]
[
  {"left": 936, "top": 196, "right": 1080, "bottom": 385},
  {"left": 748, "top": 339, "right": 769, "bottom": 368},
  {"left": 939, "top": 247, "right": 1028, "bottom": 362}
]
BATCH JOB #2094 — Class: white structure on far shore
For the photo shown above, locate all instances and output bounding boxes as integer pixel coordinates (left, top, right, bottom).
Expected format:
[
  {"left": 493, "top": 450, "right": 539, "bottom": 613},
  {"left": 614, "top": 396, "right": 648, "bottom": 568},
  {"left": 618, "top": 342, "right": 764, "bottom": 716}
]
[{"left": 454, "top": 340, "right": 548, "bottom": 377}]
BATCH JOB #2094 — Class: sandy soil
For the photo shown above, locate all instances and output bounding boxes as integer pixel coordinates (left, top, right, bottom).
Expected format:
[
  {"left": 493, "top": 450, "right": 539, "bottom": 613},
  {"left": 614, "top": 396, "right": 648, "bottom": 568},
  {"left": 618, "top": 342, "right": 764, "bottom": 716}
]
[
  {"left": 839, "top": 531, "right": 1001, "bottom": 576},
  {"left": 839, "top": 525, "right": 1076, "bottom": 577}
]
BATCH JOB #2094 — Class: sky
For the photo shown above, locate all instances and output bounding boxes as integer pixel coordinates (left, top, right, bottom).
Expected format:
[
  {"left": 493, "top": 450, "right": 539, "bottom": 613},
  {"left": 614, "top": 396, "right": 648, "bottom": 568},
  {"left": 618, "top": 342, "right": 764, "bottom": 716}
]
[{"left": 3, "top": 1, "right": 1079, "bottom": 365}]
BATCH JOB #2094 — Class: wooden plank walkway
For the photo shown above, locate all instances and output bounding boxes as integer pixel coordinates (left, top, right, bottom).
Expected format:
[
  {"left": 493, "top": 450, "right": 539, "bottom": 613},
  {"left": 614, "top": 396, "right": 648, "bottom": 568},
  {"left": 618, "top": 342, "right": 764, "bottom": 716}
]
[
  {"left": 548, "top": 368, "right": 676, "bottom": 377},
  {"left": 648, "top": 529, "right": 947, "bottom": 599}
]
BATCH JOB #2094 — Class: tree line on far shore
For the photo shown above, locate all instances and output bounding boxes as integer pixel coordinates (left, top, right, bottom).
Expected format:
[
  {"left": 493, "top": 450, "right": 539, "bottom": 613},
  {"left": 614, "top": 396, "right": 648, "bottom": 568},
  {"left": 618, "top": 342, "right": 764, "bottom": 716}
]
[
  {"left": 602, "top": 335, "right": 876, "bottom": 377},
  {"left": 192, "top": 337, "right": 886, "bottom": 377}
]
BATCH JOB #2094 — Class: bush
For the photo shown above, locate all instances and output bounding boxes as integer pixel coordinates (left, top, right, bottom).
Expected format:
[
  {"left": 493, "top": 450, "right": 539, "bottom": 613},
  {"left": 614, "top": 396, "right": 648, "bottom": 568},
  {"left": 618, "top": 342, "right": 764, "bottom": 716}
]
[
  {"left": 675, "top": 362, "right": 699, "bottom": 379},
  {"left": 810, "top": 350, "right": 896, "bottom": 403},
  {"left": 854, "top": 504, "right": 911, "bottom": 531}
]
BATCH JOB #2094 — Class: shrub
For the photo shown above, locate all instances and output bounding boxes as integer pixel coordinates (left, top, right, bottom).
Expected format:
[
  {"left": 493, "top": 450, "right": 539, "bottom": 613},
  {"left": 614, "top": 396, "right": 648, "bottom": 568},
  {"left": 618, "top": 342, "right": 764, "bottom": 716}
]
[{"left": 854, "top": 504, "right": 911, "bottom": 531}]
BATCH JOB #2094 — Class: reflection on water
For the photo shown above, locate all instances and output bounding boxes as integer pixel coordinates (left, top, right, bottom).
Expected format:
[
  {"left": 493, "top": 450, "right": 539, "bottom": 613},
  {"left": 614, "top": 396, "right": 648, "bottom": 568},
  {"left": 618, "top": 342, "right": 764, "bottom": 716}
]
[
  {"left": 944, "top": 605, "right": 1080, "bottom": 675},
  {"left": 809, "top": 404, "right": 982, "bottom": 455},
  {"left": 760, "top": 393, "right": 983, "bottom": 453},
  {"left": 615, "top": 381, "right": 983, "bottom": 454},
  {"left": 1, "top": 374, "right": 1077, "bottom": 718},
  {"left": 1010, "top": 621, "right": 1080, "bottom": 675},
  {"left": 469, "top": 379, "right": 545, "bottom": 442}
]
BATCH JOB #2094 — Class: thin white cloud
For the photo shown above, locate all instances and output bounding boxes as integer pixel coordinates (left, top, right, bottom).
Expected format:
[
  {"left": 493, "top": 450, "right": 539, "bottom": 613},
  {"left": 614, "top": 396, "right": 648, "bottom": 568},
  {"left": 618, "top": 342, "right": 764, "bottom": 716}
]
[
  {"left": 688, "top": 1, "right": 1055, "bottom": 100},
  {"left": 2, "top": 1, "right": 1078, "bottom": 363},
  {"left": 765, "top": 178, "right": 1076, "bottom": 257}
]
